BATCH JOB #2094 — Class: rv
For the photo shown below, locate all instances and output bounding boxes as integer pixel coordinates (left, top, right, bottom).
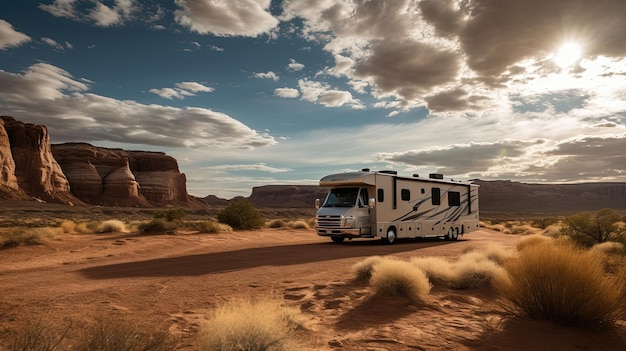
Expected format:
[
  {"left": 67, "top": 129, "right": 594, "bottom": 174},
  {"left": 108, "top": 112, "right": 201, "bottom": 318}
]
[{"left": 315, "top": 169, "right": 479, "bottom": 244}]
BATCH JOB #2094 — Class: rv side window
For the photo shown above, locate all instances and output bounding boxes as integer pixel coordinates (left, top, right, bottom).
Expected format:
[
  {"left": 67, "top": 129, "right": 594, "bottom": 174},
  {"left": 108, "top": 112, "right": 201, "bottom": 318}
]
[
  {"left": 432, "top": 188, "right": 441, "bottom": 205},
  {"left": 377, "top": 189, "right": 384, "bottom": 203},
  {"left": 448, "top": 191, "right": 460, "bottom": 206},
  {"left": 359, "top": 188, "right": 369, "bottom": 207},
  {"left": 401, "top": 189, "right": 410, "bottom": 201}
]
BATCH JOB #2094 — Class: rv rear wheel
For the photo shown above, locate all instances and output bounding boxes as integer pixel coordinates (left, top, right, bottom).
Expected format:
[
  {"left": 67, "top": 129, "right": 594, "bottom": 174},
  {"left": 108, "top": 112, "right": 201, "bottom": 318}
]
[
  {"left": 445, "top": 228, "right": 459, "bottom": 241},
  {"left": 331, "top": 236, "right": 345, "bottom": 243},
  {"left": 383, "top": 228, "right": 397, "bottom": 245}
]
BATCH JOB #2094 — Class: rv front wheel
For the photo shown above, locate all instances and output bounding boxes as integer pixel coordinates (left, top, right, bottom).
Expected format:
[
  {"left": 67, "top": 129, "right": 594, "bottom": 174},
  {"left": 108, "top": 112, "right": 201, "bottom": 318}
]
[
  {"left": 331, "top": 236, "right": 345, "bottom": 243},
  {"left": 383, "top": 228, "right": 397, "bottom": 245}
]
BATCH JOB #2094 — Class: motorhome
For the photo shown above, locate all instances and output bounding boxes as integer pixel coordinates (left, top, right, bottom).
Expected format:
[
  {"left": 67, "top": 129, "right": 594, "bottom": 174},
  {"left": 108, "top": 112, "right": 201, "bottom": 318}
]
[{"left": 315, "top": 169, "right": 479, "bottom": 244}]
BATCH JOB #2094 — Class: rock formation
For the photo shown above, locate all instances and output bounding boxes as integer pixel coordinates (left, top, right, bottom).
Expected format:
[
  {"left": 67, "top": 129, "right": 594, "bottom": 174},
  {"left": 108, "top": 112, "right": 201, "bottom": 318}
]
[{"left": 1, "top": 116, "right": 80, "bottom": 204}]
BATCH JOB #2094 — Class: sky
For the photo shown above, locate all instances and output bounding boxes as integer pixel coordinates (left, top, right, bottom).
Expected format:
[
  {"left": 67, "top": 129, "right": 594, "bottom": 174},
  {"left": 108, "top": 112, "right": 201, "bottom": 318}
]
[{"left": 1, "top": 0, "right": 626, "bottom": 199}]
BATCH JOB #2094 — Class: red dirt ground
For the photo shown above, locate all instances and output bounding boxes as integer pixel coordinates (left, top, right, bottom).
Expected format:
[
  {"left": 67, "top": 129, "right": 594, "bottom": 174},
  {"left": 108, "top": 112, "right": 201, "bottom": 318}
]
[{"left": 1, "top": 228, "right": 625, "bottom": 350}]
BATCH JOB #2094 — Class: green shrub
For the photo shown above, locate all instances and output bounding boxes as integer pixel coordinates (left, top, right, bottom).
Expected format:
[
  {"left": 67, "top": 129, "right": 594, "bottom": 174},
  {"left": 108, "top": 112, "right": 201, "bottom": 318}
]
[
  {"left": 216, "top": 200, "right": 265, "bottom": 230},
  {"left": 496, "top": 241, "right": 625, "bottom": 327},
  {"left": 138, "top": 219, "right": 177, "bottom": 234},
  {"left": 197, "top": 297, "right": 304, "bottom": 351},
  {"left": 153, "top": 208, "right": 187, "bottom": 222},
  {"left": 531, "top": 217, "right": 559, "bottom": 229},
  {"left": 369, "top": 259, "right": 431, "bottom": 304},
  {"left": 561, "top": 208, "right": 623, "bottom": 247}
]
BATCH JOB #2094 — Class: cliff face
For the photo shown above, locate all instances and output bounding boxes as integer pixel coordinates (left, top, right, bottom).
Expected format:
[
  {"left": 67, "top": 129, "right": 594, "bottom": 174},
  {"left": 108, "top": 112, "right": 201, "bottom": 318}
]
[
  {"left": 51, "top": 143, "right": 190, "bottom": 207},
  {"left": 1, "top": 116, "right": 79, "bottom": 203},
  {"left": 0, "top": 116, "right": 194, "bottom": 207}
]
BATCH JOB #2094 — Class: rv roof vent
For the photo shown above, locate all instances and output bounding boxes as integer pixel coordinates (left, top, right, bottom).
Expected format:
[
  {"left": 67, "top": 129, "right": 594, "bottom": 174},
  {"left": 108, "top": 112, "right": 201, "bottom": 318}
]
[
  {"left": 380, "top": 170, "right": 398, "bottom": 175},
  {"left": 361, "top": 168, "right": 370, "bottom": 172},
  {"left": 429, "top": 173, "right": 444, "bottom": 179},
  {"left": 413, "top": 174, "right": 419, "bottom": 177}
]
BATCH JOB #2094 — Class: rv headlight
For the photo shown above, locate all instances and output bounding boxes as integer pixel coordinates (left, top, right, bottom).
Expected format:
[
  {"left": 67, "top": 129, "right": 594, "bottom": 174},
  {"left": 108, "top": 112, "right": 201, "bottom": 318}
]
[{"left": 340, "top": 215, "right": 354, "bottom": 227}]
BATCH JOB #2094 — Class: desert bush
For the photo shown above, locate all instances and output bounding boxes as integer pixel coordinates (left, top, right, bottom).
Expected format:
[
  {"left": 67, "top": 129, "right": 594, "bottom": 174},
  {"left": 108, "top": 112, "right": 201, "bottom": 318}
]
[
  {"left": 195, "top": 220, "right": 222, "bottom": 233},
  {"left": 217, "top": 200, "right": 265, "bottom": 230},
  {"left": 515, "top": 233, "right": 553, "bottom": 251},
  {"left": 561, "top": 208, "right": 623, "bottom": 247},
  {"left": 449, "top": 252, "right": 507, "bottom": 289},
  {"left": 352, "top": 256, "right": 389, "bottom": 281},
  {"left": 496, "top": 241, "right": 625, "bottom": 328},
  {"left": 197, "top": 297, "right": 304, "bottom": 351},
  {"left": 531, "top": 217, "right": 559, "bottom": 229},
  {"left": 60, "top": 221, "right": 76, "bottom": 233},
  {"left": 95, "top": 220, "right": 127, "bottom": 233},
  {"left": 7, "top": 318, "right": 71, "bottom": 351},
  {"left": 369, "top": 259, "right": 431, "bottom": 303},
  {"left": 75, "top": 317, "right": 176, "bottom": 351},
  {"left": 0, "top": 227, "right": 60, "bottom": 248},
  {"left": 267, "top": 219, "right": 286, "bottom": 228},
  {"left": 409, "top": 256, "right": 455, "bottom": 286},
  {"left": 478, "top": 243, "right": 514, "bottom": 265},
  {"left": 289, "top": 220, "right": 309, "bottom": 230},
  {"left": 590, "top": 242, "right": 626, "bottom": 274},
  {"left": 138, "top": 219, "right": 178, "bottom": 234},
  {"left": 509, "top": 224, "right": 541, "bottom": 235},
  {"left": 542, "top": 223, "right": 563, "bottom": 238},
  {"left": 153, "top": 208, "right": 187, "bottom": 222}
]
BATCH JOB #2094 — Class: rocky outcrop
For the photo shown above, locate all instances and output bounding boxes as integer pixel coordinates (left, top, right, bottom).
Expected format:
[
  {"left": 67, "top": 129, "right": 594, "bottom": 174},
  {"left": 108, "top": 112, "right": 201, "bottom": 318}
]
[
  {"left": 0, "top": 118, "right": 19, "bottom": 190},
  {"left": 1, "top": 116, "right": 80, "bottom": 204},
  {"left": 246, "top": 185, "right": 328, "bottom": 208},
  {"left": 51, "top": 143, "right": 190, "bottom": 206}
]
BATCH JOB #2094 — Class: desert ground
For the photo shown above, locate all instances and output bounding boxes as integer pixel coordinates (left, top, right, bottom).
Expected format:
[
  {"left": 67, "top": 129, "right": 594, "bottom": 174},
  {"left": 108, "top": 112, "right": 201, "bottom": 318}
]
[{"left": 1, "top": 208, "right": 625, "bottom": 350}]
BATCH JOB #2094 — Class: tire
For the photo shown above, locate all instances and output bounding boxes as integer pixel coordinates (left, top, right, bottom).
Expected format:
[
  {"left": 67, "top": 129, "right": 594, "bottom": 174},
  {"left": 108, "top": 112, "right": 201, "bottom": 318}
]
[
  {"left": 383, "top": 228, "right": 397, "bottom": 245},
  {"left": 450, "top": 228, "right": 459, "bottom": 241},
  {"left": 444, "top": 228, "right": 454, "bottom": 241},
  {"left": 331, "top": 236, "right": 345, "bottom": 243}
]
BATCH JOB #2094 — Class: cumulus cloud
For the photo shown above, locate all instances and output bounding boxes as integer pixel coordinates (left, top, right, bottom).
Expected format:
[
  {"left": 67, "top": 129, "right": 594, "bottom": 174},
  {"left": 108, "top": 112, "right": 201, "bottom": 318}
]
[
  {"left": 174, "top": 0, "right": 279, "bottom": 37},
  {"left": 252, "top": 71, "right": 279, "bottom": 81},
  {"left": 0, "top": 63, "right": 276, "bottom": 149},
  {"left": 39, "top": 0, "right": 139, "bottom": 27},
  {"left": 298, "top": 79, "right": 363, "bottom": 108},
  {"left": 274, "top": 88, "right": 299, "bottom": 98},
  {"left": 150, "top": 81, "right": 214, "bottom": 99},
  {"left": 287, "top": 58, "right": 304, "bottom": 71},
  {"left": 0, "top": 20, "right": 31, "bottom": 49}
]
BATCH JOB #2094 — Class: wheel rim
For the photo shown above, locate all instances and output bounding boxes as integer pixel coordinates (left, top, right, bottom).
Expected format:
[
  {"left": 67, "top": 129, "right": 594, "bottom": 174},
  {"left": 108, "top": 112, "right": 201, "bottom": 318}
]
[
  {"left": 387, "top": 229, "right": 396, "bottom": 243},
  {"left": 452, "top": 228, "right": 458, "bottom": 240}
]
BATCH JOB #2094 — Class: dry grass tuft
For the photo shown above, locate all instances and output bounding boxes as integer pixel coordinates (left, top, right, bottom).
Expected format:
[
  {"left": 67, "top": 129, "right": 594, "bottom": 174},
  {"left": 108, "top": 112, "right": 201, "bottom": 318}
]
[
  {"left": 449, "top": 252, "right": 507, "bottom": 289},
  {"left": 0, "top": 227, "right": 61, "bottom": 248},
  {"left": 60, "top": 221, "right": 76, "bottom": 233},
  {"left": 410, "top": 256, "right": 455, "bottom": 286},
  {"left": 195, "top": 220, "right": 223, "bottom": 233},
  {"left": 369, "top": 259, "right": 431, "bottom": 304},
  {"left": 197, "top": 297, "right": 305, "bottom": 351},
  {"left": 289, "top": 220, "right": 310, "bottom": 230},
  {"left": 496, "top": 241, "right": 626, "bottom": 328},
  {"left": 479, "top": 243, "right": 514, "bottom": 265},
  {"left": 352, "top": 256, "right": 390, "bottom": 281},
  {"left": 76, "top": 317, "right": 177, "bottom": 351},
  {"left": 267, "top": 219, "right": 286, "bottom": 228},
  {"left": 95, "top": 220, "right": 127, "bottom": 233},
  {"left": 515, "top": 233, "right": 553, "bottom": 251}
]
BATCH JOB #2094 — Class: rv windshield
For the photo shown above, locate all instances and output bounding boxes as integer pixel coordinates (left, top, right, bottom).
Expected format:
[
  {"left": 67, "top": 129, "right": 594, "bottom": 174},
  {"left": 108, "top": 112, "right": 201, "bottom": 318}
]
[{"left": 323, "top": 187, "right": 359, "bottom": 207}]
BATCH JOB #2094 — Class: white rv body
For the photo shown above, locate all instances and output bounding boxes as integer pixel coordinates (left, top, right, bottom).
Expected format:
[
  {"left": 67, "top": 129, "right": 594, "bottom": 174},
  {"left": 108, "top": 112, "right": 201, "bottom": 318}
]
[{"left": 315, "top": 170, "right": 479, "bottom": 243}]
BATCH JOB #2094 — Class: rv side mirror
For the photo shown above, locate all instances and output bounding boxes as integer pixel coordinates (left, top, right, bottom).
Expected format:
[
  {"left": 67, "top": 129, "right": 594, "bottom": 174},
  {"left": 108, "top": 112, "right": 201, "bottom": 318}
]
[
  {"left": 368, "top": 197, "right": 375, "bottom": 208},
  {"left": 315, "top": 198, "right": 320, "bottom": 209}
]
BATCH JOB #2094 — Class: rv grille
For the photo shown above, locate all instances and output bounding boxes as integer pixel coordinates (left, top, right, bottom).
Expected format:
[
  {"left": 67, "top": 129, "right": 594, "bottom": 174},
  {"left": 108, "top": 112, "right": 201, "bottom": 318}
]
[{"left": 317, "top": 215, "right": 341, "bottom": 227}]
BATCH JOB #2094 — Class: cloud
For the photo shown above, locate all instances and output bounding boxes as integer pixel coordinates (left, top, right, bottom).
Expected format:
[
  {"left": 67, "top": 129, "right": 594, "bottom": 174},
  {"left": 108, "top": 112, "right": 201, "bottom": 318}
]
[
  {"left": 41, "top": 37, "right": 65, "bottom": 50},
  {"left": 39, "top": 0, "right": 139, "bottom": 27},
  {"left": 0, "top": 20, "right": 31, "bottom": 49},
  {"left": 0, "top": 63, "right": 276, "bottom": 149},
  {"left": 252, "top": 71, "right": 279, "bottom": 81},
  {"left": 298, "top": 79, "right": 363, "bottom": 108},
  {"left": 287, "top": 58, "right": 304, "bottom": 71},
  {"left": 274, "top": 88, "right": 299, "bottom": 98},
  {"left": 174, "top": 0, "right": 279, "bottom": 37},
  {"left": 150, "top": 81, "right": 214, "bottom": 99},
  {"left": 202, "top": 163, "right": 292, "bottom": 173}
]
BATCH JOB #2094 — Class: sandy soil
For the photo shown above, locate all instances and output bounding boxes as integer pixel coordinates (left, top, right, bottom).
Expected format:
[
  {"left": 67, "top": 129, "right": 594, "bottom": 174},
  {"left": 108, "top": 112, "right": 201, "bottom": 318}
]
[{"left": 1, "top": 228, "right": 625, "bottom": 350}]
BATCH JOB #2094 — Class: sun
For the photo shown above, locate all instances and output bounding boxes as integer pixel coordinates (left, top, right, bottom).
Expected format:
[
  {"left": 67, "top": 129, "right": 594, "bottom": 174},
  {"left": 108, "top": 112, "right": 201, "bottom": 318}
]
[{"left": 553, "top": 42, "right": 582, "bottom": 68}]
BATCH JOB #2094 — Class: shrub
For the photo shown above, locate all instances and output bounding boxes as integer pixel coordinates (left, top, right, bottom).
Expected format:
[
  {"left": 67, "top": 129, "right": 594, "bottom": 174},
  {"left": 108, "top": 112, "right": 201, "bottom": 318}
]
[
  {"left": 197, "top": 297, "right": 304, "bottom": 351},
  {"left": 217, "top": 200, "right": 265, "bottom": 230},
  {"left": 0, "top": 227, "right": 60, "bottom": 248},
  {"left": 496, "top": 241, "right": 625, "bottom": 328},
  {"left": 195, "top": 220, "right": 221, "bottom": 234},
  {"left": 369, "top": 259, "right": 431, "bottom": 304},
  {"left": 60, "top": 221, "right": 76, "bottom": 233},
  {"left": 7, "top": 318, "right": 71, "bottom": 351},
  {"left": 515, "top": 234, "right": 552, "bottom": 251},
  {"left": 267, "top": 219, "right": 285, "bottom": 228},
  {"left": 75, "top": 317, "right": 176, "bottom": 351},
  {"left": 531, "top": 217, "right": 559, "bottom": 229},
  {"left": 409, "top": 256, "right": 455, "bottom": 286},
  {"left": 95, "top": 220, "right": 127, "bottom": 233},
  {"left": 561, "top": 208, "right": 623, "bottom": 246},
  {"left": 153, "top": 208, "right": 187, "bottom": 222},
  {"left": 289, "top": 220, "right": 309, "bottom": 230},
  {"left": 352, "top": 256, "right": 388, "bottom": 281},
  {"left": 449, "top": 252, "right": 507, "bottom": 289},
  {"left": 138, "top": 219, "right": 177, "bottom": 234}
]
